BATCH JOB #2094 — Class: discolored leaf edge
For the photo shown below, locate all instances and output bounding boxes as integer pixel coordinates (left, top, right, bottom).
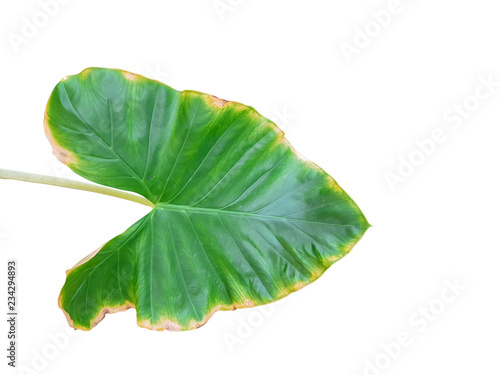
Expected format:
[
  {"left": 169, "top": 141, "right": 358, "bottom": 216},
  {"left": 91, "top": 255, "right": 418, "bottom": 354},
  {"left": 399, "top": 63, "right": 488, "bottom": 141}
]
[
  {"left": 49, "top": 67, "right": 371, "bottom": 331},
  {"left": 58, "top": 231, "right": 367, "bottom": 331}
]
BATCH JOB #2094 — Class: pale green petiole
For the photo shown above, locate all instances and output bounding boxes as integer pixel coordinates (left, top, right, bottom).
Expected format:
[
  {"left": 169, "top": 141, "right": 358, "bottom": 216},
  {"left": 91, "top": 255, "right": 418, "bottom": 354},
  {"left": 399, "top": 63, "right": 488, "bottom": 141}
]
[{"left": 0, "top": 168, "right": 155, "bottom": 208}]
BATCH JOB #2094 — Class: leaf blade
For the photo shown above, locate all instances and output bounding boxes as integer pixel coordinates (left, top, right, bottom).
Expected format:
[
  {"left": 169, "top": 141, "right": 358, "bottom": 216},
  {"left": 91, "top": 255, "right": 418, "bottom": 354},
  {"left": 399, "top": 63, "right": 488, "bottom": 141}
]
[{"left": 49, "top": 67, "right": 370, "bottom": 331}]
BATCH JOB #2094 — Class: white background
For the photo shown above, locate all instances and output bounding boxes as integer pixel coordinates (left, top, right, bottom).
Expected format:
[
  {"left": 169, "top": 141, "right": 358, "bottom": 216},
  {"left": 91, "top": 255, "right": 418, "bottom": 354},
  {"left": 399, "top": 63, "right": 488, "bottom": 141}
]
[{"left": 1, "top": 0, "right": 499, "bottom": 374}]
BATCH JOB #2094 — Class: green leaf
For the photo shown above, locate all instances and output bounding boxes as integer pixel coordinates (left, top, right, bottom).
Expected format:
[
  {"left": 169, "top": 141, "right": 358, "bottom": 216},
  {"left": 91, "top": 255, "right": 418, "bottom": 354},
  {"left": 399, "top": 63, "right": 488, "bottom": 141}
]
[{"left": 45, "top": 68, "right": 370, "bottom": 331}]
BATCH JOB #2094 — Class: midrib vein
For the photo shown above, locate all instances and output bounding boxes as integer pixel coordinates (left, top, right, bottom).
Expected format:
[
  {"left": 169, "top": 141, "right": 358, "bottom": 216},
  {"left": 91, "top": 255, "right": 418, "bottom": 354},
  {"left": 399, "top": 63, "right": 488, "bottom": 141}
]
[{"left": 154, "top": 203, "right": 363, "bottom": 227}]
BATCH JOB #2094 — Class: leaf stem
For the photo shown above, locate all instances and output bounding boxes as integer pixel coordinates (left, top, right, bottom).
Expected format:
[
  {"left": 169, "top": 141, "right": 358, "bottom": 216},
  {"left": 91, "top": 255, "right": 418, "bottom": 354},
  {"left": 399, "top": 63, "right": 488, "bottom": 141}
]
[{"left": 0, "top": 168, "right": 155, "bottom": 208}]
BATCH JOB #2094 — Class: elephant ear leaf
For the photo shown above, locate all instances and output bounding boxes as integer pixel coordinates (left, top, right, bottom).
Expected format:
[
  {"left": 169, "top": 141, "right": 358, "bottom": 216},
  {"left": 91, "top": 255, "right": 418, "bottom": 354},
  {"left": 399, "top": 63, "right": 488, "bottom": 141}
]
[{"left": 45, "top": 67, "right": 370, "bottom": 331}]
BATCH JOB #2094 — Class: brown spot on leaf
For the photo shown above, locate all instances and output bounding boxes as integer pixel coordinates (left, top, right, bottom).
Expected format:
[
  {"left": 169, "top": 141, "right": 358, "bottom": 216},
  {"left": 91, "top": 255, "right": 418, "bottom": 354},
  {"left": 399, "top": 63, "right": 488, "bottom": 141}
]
[
  {"left": 211, "top": 95, "right": 229, "bottom": 107},
  {"left": 44, "top": 114, "right": 76, "bottom": 165},
  {"left": 123, "top": 71, "right": 139, "bottom": 81},
  {"left": 138, "top": 317, "right": 182, "bottom": 332}
]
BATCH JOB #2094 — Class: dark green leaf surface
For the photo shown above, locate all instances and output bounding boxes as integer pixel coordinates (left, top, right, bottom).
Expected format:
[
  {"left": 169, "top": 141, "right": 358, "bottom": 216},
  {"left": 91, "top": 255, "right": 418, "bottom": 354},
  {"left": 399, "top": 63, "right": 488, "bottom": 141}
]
[{"left": 45, "top": 68, "right": 369, "bottom": 331}]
